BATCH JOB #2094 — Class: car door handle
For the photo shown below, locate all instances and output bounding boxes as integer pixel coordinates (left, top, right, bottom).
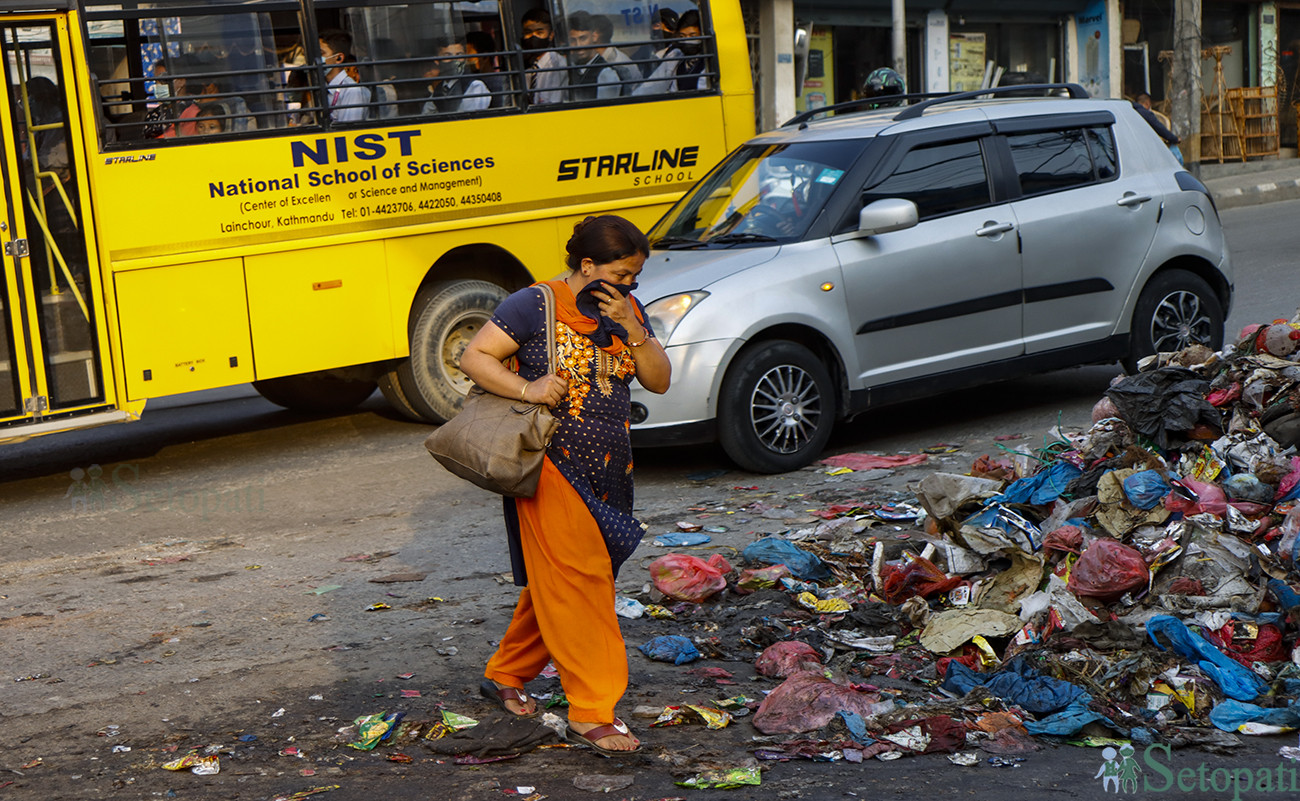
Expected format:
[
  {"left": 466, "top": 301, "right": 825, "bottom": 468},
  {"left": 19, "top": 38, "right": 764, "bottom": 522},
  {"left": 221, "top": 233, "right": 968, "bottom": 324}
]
[
  {"left": 975, "top": 221, "right": 1015, "bottom": 237},
  {"left": 1116, "top": 192, "right": 1153, "bottom": 207}
]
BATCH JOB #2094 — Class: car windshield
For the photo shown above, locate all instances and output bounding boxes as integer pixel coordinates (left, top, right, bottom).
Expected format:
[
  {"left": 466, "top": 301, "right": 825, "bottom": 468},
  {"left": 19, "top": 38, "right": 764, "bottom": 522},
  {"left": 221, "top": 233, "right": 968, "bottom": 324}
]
[{"left": 649, "top": 140, "right": 864, "bottom": 247}]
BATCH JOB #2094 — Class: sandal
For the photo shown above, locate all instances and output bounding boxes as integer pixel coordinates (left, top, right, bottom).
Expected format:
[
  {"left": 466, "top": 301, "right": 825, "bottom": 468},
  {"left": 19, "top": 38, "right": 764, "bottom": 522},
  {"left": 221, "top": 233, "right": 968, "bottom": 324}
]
[
  {"left": 566, "top": 718, "right": 642, "bottom": 757},
  {"left": 479, "top": 680, "right": 539, "bottom": 718}
]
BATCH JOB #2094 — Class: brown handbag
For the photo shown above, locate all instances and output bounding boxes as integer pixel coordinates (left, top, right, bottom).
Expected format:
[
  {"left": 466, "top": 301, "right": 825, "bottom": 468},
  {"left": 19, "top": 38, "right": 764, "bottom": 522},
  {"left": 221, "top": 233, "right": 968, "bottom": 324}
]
[{"left": 424, "top": 283, "right": 558, "bottom": 498}]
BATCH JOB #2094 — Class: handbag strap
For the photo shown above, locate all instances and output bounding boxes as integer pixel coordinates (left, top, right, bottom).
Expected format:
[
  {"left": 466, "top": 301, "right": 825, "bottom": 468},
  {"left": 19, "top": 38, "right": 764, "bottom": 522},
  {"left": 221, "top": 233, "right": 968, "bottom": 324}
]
[{"left": 537, "top": 282, "right": 556, "bottom": 375}]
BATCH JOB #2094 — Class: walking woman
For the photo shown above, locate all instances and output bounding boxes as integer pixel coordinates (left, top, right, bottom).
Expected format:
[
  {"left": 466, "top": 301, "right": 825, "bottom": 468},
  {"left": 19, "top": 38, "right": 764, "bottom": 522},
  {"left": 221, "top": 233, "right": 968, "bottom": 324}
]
[{"left": 459, "top": 215, "right": 671, "bottom": 755}]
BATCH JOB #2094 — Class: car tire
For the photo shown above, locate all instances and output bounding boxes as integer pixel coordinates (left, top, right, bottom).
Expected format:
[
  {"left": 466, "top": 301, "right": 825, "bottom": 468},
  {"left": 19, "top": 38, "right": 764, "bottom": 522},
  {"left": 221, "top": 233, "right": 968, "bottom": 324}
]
[
  {"left": 252, "top": 372, "right": 377, "bottom": 412},
  {"left": 718, "top": 341, "right": 837, "bottom": 474},
  {"left": 382, "top": 280, "right": 509, "bottom": 424},
  {"left": 1123, "top": 269, "right": 1224, "bottom": 373}
]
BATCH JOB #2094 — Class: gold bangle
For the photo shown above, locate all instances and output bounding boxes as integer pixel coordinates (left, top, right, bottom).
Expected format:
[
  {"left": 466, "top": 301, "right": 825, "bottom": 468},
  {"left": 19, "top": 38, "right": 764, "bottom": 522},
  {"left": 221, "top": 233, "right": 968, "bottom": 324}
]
[
  {"left": 626, "top": 332, "right": 651, "bottom": 348},
  {"left": 519, "top": 382, "right": 529, "bottom": 401}
]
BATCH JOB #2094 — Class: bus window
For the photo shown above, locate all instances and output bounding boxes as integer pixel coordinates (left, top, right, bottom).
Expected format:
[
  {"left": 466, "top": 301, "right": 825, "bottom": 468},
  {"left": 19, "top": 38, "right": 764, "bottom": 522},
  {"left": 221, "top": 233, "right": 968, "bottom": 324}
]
[
  {"left": 551, "top": 1, "right": 713, "bottom": 103},
  {"left": 326, "top": 2, "right": 514, "bottom": 119},
  {"left": 85, "top": 3, "right": 309, "bottom": 142}
]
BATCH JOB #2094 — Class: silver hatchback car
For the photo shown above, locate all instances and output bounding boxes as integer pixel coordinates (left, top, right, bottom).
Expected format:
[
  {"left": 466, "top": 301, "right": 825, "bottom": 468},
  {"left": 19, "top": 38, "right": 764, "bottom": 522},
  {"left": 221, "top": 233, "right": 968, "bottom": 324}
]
[{"left": 630, "top": 85, "right": 1232, "bottom": 473}]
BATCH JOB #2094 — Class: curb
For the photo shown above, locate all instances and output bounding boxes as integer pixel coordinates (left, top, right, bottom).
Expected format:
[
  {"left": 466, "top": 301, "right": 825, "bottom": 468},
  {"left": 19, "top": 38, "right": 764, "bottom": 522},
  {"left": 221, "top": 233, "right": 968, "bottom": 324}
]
[{"left": 1207, "top": 175, "right": 1300, "bottom": 210}]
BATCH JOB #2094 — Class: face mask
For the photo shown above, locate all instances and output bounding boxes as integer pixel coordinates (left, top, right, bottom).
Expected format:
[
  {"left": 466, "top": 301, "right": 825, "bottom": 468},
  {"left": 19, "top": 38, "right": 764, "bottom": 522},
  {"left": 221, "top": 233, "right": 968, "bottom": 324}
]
[
  {"left": 678, "top": 41, "right": 702, "bottom": 56},
  {"left": 521, "top": 36, "right": 550, "bottom": 51},
  {"left": 153, "top": 81, "right": 170, "bottom": 99},
  {"left": 443, "top": 59, "right": 465, "bottom": 76}
]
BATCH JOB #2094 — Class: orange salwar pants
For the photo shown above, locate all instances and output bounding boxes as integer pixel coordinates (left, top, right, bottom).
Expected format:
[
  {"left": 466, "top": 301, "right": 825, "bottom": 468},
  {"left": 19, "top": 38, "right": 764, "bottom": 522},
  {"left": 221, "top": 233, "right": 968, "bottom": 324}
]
[{"left": 483, "top": 457, "right": 627, "bottom": 723}]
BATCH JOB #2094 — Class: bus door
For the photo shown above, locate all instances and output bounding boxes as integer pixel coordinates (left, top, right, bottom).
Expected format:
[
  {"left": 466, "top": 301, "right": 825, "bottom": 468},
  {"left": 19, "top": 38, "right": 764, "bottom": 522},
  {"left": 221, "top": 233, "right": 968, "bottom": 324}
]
[{"left": 0, "top": 16, "right": 110, "bottom": 433}]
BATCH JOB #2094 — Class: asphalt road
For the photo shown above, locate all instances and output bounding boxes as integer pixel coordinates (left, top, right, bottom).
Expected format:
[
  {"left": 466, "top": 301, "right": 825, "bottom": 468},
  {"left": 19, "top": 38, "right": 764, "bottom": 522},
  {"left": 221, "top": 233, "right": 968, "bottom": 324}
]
[{"left": 0, "top": 199, "right": 1296, "bottom": 800}]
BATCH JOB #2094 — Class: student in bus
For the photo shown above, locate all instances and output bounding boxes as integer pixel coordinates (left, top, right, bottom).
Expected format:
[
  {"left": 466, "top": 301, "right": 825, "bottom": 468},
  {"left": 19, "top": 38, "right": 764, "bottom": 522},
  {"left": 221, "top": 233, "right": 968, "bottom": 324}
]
[
  {"left": 593, "top": 14, "right": 641, "bottom": 96},
  {"left": 673, "top": 10, "right": 709, "bottom": 91},
  {"left": 566, "top": 12, "right": 620, "bottom": 102},
  {"left": 319, "top": 28, "right": 370, "bottom": 123},
  {"left": 521, "top": 8, "right": 566, "bottom": 104},
  {"left": 631, "top": 8, "right": 678, "bottom": 79},
  {"left": 192, "top": 105, "right": 226, "bottom": 136},
  {"left": 466, "top": 30, "right": 509, "bottom": 107},
  {"left": 424, "top": 39, "right": 491, "bottom": 114}
]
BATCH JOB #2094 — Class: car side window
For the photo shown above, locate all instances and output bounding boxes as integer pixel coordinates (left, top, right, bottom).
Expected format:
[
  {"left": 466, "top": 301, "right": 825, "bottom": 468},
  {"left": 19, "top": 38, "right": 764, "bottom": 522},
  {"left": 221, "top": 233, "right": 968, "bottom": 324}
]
[
  {"left": 1085, "top": 126, "right": 1118, "bottom": 179},
  {"left": 860, "top": 139, "right": 990, "bottom": 221},
  {"left": 1006, "top": 127, "right": 1109, "bottom": 197}
]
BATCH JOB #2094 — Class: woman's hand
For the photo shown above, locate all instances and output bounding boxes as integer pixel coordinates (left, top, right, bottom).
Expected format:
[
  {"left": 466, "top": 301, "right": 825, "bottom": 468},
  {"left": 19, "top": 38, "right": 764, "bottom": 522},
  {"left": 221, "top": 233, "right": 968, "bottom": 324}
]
[
  {"left": 590, "top": 281, "right": 648, "bottom": 342},
  {"left": 521, "top": 373, "right": 569, "bottom": 406}
]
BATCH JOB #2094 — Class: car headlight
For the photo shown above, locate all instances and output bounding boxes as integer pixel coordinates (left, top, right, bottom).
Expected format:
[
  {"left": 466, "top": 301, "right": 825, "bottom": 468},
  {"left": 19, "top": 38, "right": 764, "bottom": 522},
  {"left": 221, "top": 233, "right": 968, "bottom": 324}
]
[{"left": 645, "top": 292, "right": 709, "bottom": 344}]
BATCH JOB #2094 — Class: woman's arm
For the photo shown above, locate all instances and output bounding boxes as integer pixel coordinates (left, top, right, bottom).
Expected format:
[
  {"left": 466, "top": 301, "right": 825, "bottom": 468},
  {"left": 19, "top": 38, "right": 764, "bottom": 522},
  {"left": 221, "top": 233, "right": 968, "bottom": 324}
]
[{"left": 461, "top": 322, "right": 568, "bottom": 405}]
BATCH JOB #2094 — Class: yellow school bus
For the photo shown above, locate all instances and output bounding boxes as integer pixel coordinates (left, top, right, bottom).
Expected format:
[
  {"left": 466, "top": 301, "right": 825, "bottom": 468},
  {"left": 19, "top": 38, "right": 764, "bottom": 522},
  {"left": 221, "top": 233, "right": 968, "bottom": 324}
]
[{"left": 0, "top": 0, "right": 753, "bottom": 441}]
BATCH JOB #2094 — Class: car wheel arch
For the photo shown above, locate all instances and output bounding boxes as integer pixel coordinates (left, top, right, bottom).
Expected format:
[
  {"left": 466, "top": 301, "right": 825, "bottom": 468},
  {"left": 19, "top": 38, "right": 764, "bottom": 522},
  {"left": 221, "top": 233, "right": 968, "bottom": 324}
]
[
  {"left": 713, "top": 324, "right": 850, "bottom": 422},
  {"left": 1121, "top": 255, "right": 1230, "bottom": 335}
]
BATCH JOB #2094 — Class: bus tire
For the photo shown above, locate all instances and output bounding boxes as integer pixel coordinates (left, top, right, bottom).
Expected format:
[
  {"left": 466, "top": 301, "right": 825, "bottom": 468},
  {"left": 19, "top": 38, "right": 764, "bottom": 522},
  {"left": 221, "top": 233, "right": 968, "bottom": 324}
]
[
  {"left": 386, "top": 279, "right": 509, "bottom": 424},
  {"left": 377, "top": 372, "right": 423, "bottom": 421},
  {"left": 252, "top": 372, "right": 377, "bottom": 413},
  {"left": 717, "top": 341, "right": 836, "bottom": 474}
]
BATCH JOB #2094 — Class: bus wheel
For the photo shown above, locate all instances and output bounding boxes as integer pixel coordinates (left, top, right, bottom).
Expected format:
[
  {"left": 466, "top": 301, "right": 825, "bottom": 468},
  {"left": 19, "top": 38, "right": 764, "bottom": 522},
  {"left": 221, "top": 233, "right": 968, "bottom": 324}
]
[
  {"left": 383, "top": 280, "right": 509, "bottom": 424},
  {"left": 252, "top": 372, "right": 377, "bottom": 413}
]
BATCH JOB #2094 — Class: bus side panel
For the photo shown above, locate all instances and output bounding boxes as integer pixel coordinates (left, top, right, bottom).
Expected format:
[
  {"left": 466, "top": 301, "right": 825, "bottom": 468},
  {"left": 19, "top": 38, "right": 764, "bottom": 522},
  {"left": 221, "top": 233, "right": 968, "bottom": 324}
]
[
  {"left": 114, "top": 259, "right": 255, "bottom": 400},
  {"left": 244, "top": 242, "right": 394, "bottom": 379}
]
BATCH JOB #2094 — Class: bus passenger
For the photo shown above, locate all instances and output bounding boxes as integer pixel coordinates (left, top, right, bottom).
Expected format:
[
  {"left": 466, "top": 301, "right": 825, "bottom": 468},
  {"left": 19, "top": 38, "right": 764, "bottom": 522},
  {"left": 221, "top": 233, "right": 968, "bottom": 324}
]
[
  {"left": 631, "top": 8, "right": 678, "bottom": 79},
  {"left": 521, "top": 8, "right": 566, "bottom": 105},
  {"left": 566, "top": 12, "right": 619, "bottom": 102},
  {"left": 593, "top": 14, "right": 641, "bottom": 96},
  {"left": 466, "top": 30, "right": 509, "bottom": 107},
  {"left": 423, "top": 40, "right": 490, "bottom": 114},
  {"left": 192, "top": 105, "right": 226, "bottom": 136},
  {"left": 319, "top": 28, "right": 370, "bottom": 123},
  {"left": 673, "top": 10, "right": 708, "bottom": 91}
]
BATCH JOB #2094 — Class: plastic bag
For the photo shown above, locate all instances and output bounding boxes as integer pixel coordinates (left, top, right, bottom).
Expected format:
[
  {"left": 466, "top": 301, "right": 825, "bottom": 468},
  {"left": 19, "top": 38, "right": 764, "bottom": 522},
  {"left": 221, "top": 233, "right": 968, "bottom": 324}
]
[
  {"left": 638, "top": 634, "right": 701, "bottom": 665},
  {"left": 1066, "top": 539, "right": 1149, "bottom": 602},
  {"left": 649, "top": 553, "right": 732, "bottom": 602},
  {"left": 1146, "top": 615, "right": 1268, "bottom": 702},
  {"left": 880, "top": 556, "right": 962, "bottom": 604},
  {"left": 994, "top": 460, "right": 1083, "bottom": 506},
  {"left": 752, "top": 671, "right": 890, "bottom": 734},
  {"left": 755, "top": 641, "right": 822, "bottom": 678},
  {"left": 1122, "top": 470, "right": 1171, "bottom": 510},
  {"left": 741, "top": 537, "right": 830, "bottom": 580},
  {"left": 1162, "top": 478, "right": 1227, "bottom": 517},
  {"left": 734, "top": 564, "right": 792, "bottom": 595}
]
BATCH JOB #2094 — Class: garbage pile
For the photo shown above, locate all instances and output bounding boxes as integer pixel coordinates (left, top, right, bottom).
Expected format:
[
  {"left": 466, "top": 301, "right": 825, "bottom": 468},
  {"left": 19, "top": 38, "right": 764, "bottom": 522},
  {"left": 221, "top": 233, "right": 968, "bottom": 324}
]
[{"left": 643, "top": 314, "right": 1300, "bottom": 762}]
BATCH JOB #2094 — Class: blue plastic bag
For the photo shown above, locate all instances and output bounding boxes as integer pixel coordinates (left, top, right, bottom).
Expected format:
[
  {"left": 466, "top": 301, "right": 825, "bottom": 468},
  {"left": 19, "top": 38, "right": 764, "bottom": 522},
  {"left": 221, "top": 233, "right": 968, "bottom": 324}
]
[
  {"left": 652, "top": 532, "right": 712, "bottom": 547},
  {"left": 1023, "top": 699, "right": 1106, "bottom": 736},
  {"left": 742, "top": 537, "right": 831, "bottom": 581},
  {"left": 638, "top": 635, "right": 701, "bottom": 665},
  {"left": 1146, "top": 615, "right": 1267, "bottom": 702},
  {"left": 1208, "top": 699, "right": 1300, "bottom": 732},
  {"left": 993, "top": 460, "right": 1083, "bottom": 505},
  {"left": 1122, "top": 470, "right": 1171, "bottom": 509},
  {"left": 942, "top": 656, "right": 1088, "bottom": 715}
]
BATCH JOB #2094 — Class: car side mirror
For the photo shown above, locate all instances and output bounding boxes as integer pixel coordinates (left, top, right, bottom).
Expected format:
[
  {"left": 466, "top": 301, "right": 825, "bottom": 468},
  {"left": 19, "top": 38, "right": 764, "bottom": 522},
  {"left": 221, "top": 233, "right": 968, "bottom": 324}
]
[{"left": 856, "top": 198, "right": 918, "bottom": 236}]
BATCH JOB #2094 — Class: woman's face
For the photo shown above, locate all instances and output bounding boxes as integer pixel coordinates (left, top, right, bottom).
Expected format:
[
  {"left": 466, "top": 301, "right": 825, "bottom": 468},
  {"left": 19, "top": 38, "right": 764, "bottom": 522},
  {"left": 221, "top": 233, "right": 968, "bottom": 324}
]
[{"left": 583, "top": 253, "right": 645, "bottom": 287}]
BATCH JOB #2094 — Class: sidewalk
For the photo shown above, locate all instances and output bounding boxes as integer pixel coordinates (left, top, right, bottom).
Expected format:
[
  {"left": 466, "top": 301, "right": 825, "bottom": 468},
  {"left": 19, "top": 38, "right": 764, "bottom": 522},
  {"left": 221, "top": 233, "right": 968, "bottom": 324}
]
[{"left": 1200, "top": 148, "right": 1300, "bottom": 209}]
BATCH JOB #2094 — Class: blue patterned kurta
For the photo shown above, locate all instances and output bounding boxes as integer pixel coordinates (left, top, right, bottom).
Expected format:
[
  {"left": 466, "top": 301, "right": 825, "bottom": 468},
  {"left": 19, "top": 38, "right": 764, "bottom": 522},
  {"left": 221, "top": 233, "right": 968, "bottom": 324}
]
[{"left": 490, "top": 284, "right": 653, "bottom": 585}]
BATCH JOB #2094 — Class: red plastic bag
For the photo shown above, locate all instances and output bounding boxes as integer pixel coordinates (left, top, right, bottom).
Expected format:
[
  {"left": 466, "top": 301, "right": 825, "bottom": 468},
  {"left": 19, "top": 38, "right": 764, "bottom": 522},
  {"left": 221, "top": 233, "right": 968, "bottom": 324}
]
[
  {"left": 649, "top": 553, "right": 732, "bottom": 603},
  {"left": 752, "top": 671, "right": 887, "bottom": 734},
  {"left": 755, "top": 641, "right": 822, "bottom": 678},
  {"left": 1162, "top": 478, "right": 1227, "bottom": 517},
  {"left": 1067, "top": 539, "right": 1149, "bottom": 602},
  {"left": 879, "top": 556, "right": 962, "bottom": 604}
]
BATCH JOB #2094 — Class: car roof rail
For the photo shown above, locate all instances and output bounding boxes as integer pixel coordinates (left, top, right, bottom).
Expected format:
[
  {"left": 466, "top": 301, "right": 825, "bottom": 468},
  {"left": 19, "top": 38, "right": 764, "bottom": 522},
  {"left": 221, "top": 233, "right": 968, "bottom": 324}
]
[
  {"left": 783, "top": 91, "right": 951, "bottom": 129},
  {"left": 892, "top": 83, "right": 1091, "bottom": 121}
]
